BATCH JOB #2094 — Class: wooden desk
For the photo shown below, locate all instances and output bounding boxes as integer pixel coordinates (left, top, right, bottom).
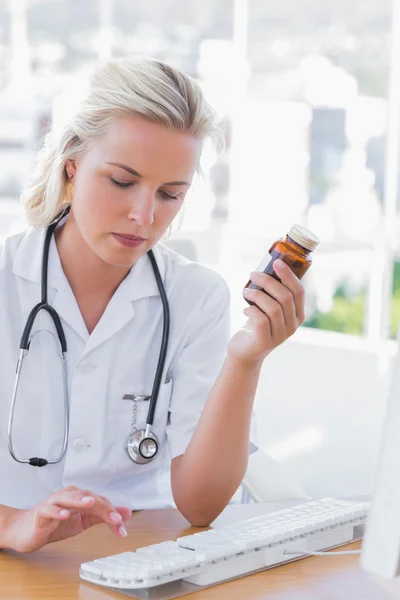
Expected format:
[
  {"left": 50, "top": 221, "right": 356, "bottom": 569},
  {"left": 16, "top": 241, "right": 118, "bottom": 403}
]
[{"left": 2, "top": 502, "right": 400, "bottom": 600}]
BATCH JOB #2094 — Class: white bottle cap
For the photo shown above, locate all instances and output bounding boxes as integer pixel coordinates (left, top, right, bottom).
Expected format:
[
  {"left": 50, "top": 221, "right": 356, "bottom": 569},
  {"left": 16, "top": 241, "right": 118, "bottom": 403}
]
[{"left": 288, "top": 224, "right": 320, "bottom": 251}]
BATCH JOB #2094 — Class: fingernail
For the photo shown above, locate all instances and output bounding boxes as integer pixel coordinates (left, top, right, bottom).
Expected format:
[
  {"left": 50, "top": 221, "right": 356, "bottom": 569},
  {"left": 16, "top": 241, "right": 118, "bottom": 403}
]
[
  {"left": 81, "top": 496, "right": 94, "bottom": 504},
  {"left": 274, "top": 259, "right": 285, "bottom": 270},
  {"left": 250, "top": 271, "right": 260, "bottom": 278},
  {"left": 243, "top": 288, "right": 252, "bottom": 296},
  {"left": 119, "top": 525, "right": 128, "bottom": 538},
  {"left": 59, "top": 509, "right": 69, "bottom": 517},
  {"left": 110, "top": 512, "right": 122, "bottom": 523}
]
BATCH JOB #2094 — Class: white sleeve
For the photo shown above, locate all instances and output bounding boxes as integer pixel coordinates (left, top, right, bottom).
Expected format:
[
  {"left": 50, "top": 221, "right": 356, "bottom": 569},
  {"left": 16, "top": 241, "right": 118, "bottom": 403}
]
[{"left": 166, "top": 276, "right": 258, "bottom": 460}]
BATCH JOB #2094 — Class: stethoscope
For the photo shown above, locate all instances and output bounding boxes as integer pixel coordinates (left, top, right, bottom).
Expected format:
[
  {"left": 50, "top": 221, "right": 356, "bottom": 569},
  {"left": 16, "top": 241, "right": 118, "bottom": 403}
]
[{"left": 8, "top": 206, "right": 170, "bottom": 467}]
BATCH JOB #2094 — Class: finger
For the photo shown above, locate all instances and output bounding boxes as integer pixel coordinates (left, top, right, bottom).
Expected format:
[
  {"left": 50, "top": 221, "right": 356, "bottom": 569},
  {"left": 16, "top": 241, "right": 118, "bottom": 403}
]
[
  {"left": 81, "top": 513, "right": 128, "bottom": 538},
  {"left": 50, "top": 489, "right": 122, "bottom": 528},
  {"left": 49, "top": 489, "right": 96, "bottom": 511},
  {"left": 247, "top": 267, "right": 302, "bottom": 330},
  {"left": 80, "top": 494, "right": 127, "bottom": 530},
  {"left": 83, "top": 494, "right": 126, "bottom": 527},
  {"left": 98, "top": 497, "right": 131, "bottom": 521},
  {"left": 35, "top": 504, "right": 70, "bottom": 529},
  {"left": 243, "top": 305, "right": 273, "bottom": 342},
  {"left": 250, "top": 262, "right": 303, "bottom": 311},
  {"left": 243, "top": 288, "right": 286, "bottom": 341},
  {"left": 115, "top": 507, "right": 133, "bottom": 521},
  {"left": 37, "top": 504, "right": 70, "bottom": 521},
  {"left": 249, "top": 270, "right": 298, "bottom": 334},
  {"left": 108, "top": 524, "right": 128, "bottom": 538},
  {"left": 273, "top": 261, "right": 305, "bottom": 322},
  {"left": 117, "top": 524, "right": 128, "bottom": 538}
]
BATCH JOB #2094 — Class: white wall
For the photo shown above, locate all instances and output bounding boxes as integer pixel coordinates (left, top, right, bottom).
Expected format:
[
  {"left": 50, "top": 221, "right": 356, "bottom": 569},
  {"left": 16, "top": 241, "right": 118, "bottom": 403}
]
[{"left": 253, "top": 327, "right": 398, "bottom": 499}]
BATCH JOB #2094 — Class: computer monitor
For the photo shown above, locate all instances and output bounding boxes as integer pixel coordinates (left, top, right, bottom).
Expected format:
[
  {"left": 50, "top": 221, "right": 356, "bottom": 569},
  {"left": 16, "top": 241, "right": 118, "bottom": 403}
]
[{"left": 360, "top": 345, "right": 400, "bottom": 578}]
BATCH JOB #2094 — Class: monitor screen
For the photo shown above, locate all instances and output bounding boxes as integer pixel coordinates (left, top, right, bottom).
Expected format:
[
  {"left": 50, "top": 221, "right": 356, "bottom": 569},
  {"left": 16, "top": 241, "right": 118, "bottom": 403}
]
[{"left": 361, "top": 345, "right": 400, "bottom": 579}]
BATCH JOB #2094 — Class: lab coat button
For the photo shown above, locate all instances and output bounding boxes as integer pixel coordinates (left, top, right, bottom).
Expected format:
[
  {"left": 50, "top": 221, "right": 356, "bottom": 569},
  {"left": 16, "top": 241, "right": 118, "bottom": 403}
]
[{"left": 72, "top": 438, "right": 88, "bottom": 452}]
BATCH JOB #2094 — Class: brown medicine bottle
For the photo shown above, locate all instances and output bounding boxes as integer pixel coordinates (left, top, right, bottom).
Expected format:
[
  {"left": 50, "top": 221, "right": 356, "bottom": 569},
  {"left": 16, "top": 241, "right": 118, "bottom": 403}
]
[{"left": 244, "top": 224, "right": 320, "bottom": 301}]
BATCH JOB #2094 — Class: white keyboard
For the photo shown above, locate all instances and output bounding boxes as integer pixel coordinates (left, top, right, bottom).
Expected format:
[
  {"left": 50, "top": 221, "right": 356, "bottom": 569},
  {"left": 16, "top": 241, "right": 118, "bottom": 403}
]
[{"left": 80, "top": 498, "right": 368, "bottom": 593}]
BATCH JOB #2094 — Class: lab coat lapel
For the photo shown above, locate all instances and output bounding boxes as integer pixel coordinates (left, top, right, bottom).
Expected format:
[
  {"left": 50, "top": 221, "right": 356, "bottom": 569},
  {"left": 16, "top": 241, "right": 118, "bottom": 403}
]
[
  {"left": 12, "top": 227, "right": 89, "bottom": 342},
  {"left": 50, "top": 283, "right": 89, "bottom": 342},
  {"left": 47, "top": 237, "right": 89, "bottom": 342},
  {"left": 81, "top": 282, "right": 136, "bottom": 357},
  {"left": 81, "top": 251, "right": 162, "bottom": 358}
]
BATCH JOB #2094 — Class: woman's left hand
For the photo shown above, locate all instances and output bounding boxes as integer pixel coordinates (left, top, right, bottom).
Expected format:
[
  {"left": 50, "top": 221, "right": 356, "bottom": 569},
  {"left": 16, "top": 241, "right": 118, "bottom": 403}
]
[{"left": 227, "top": 259, "right": 305, "bottom": 367}]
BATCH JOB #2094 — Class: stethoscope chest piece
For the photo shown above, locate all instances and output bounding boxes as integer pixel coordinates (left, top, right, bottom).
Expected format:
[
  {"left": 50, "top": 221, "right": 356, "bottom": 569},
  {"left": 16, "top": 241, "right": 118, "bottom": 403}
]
[{"left": 126, "top": 429, "right": 159, "bottom": 463}]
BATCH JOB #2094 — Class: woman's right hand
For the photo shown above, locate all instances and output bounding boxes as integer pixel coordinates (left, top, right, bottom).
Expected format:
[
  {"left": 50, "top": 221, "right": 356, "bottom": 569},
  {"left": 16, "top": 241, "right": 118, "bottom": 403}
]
[{"left": 4, "top": 486, "right": 132, "bottom": 553}]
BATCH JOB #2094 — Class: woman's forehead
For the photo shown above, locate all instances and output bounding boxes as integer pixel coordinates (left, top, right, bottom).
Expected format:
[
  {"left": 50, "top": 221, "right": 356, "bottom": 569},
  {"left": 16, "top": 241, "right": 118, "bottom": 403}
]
[{"left": 88, "top": 116, "right": 202, "bottom": 181}]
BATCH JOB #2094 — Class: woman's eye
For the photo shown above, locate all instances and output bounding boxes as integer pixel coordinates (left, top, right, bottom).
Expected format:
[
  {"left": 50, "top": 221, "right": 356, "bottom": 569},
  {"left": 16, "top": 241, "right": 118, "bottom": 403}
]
[
  {"left": 159, "top": 190, "right": 179, "bottom": 201},
  {"left": 110, "top": 177, "right": 133, "bottom": 189}
]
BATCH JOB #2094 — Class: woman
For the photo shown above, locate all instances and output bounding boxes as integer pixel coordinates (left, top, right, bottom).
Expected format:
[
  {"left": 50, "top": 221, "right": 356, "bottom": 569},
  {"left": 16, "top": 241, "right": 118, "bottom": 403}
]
[{"left": 0, "top": 57, "right": 305, "bottom": 553}]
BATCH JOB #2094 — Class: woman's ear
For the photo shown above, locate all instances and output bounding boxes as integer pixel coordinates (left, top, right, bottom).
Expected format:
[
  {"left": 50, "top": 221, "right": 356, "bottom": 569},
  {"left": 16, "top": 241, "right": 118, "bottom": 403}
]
[{"left": 65, "top": 159, "right": 77, "bottom": 180}]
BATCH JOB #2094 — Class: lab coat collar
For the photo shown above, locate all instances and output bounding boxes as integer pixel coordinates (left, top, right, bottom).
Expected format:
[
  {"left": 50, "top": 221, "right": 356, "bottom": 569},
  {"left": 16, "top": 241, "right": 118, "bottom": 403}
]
[
  {"left": 82, "top": 248, "right": 164, "bottom": 356},
  {"left": 12, "top": 227, "right": 166, "bottom": 352},
  {"left": 12, "top": 226, "right": 47, "bottom": 287}
]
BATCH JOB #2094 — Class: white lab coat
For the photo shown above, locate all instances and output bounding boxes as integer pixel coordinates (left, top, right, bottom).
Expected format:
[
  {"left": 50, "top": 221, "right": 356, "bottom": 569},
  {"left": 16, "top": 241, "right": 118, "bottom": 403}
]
[{"left": 0, "top": 226, "right": 231, "bottom": 510}]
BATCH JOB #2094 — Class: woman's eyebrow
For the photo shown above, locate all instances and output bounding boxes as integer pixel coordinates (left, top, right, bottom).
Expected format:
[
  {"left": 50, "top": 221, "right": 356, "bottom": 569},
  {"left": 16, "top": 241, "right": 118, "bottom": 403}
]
[{"left": 106, "top": 161, "right": 190, "bottom": 186}]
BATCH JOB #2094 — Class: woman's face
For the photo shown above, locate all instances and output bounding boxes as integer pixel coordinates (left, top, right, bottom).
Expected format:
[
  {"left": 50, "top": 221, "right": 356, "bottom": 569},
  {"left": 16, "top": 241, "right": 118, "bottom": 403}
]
[{"left": 65, "top": 116, "right": 202, "bottom": 267}]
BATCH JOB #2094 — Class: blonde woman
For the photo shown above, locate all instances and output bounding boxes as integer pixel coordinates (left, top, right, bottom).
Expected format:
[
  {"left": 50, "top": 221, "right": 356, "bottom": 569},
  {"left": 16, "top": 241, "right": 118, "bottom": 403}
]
[{"left": 0, "top": 57, "right": 305, "bottom": 553}]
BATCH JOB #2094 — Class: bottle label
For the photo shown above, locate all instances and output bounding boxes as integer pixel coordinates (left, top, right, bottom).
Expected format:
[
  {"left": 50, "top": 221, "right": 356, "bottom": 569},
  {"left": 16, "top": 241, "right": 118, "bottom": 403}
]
[{"left": 254, "top": 252, "right": 272, "bottom": 273}]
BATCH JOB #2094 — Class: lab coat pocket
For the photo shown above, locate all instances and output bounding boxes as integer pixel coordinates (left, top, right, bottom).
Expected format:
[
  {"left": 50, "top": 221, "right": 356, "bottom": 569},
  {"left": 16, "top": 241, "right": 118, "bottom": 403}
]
[{"left": 109, "top": 380, "right": 173, "bottom": 477}]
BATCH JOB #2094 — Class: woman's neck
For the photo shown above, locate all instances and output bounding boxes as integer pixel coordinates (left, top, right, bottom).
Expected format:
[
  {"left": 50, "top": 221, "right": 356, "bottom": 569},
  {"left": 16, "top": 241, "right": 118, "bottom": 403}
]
[{"left": 54, "top": 215, "right": 131, "bottom": 329}]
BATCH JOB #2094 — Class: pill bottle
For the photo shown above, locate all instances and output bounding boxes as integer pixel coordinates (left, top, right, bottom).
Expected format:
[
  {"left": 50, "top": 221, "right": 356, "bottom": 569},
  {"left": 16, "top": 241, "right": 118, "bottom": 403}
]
[{"left": 244, "top": 224, "right": 319, "bottom": 298}]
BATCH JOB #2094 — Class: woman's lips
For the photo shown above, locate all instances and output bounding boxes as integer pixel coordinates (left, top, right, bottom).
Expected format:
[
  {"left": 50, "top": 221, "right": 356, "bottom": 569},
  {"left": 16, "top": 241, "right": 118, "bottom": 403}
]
[{"left": 112, "top": 233, "right": 147, "bottom": 248}]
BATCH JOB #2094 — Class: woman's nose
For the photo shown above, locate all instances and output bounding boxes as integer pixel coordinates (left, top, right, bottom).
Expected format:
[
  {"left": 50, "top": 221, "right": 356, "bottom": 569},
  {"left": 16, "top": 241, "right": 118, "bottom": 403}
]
[{"left": 127, "top": 192, "right": 154, "bottom": 226}]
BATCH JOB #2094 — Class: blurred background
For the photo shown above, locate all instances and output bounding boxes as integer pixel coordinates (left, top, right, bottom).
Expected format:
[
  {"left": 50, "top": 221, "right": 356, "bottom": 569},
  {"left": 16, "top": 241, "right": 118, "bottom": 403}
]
[{"left": 0, "top": 0, "right": 399, "bottom": 500}]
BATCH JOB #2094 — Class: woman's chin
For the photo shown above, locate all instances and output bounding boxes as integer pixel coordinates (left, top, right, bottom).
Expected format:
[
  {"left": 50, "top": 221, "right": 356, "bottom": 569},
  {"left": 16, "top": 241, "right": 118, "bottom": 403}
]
[{"left": 100, "top": 246, "right": 148, "bottom": 269}]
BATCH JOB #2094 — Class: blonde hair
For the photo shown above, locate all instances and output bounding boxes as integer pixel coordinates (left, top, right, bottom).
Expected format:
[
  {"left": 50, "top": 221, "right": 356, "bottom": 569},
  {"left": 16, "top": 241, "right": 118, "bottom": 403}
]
[{"left": 22, "top": 57, "right": 221, "bottom": 228}]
